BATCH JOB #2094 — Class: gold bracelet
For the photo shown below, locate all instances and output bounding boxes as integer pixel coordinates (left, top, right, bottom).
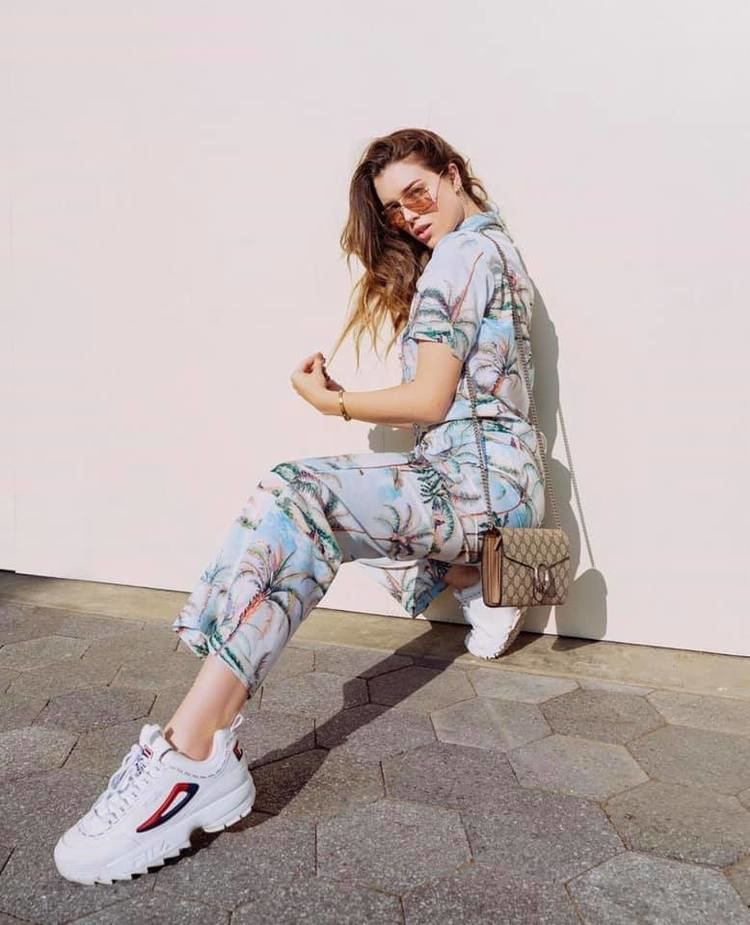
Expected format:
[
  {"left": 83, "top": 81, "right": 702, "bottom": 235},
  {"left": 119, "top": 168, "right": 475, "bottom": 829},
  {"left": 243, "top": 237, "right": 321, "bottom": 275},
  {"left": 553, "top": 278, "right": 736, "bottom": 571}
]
[{"left": 338, "top": 389, "right": 352, "bottom": 421}]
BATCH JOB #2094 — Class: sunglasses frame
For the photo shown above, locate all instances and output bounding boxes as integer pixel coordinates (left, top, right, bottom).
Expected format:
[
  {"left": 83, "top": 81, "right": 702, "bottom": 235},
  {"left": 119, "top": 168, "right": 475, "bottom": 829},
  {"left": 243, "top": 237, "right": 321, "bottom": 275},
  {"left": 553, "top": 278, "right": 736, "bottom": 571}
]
[{"left": 382, "top": 167, "right": 447, "bottom": 231}]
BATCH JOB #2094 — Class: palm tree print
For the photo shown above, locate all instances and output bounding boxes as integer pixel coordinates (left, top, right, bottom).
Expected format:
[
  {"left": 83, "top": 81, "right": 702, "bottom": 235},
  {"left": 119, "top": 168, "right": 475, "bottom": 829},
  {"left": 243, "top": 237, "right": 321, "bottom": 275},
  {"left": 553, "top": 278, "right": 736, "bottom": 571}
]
[{"left": 172, "top": 210, "right": 545, "bottom": 696}]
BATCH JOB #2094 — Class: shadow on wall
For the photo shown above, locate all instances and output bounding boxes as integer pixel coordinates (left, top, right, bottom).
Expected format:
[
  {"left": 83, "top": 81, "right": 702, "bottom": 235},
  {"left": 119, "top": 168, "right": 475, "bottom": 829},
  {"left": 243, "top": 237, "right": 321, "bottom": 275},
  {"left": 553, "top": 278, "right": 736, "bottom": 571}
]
[{"left": 529, "top": 282, "right": 606, "bottom": 646}]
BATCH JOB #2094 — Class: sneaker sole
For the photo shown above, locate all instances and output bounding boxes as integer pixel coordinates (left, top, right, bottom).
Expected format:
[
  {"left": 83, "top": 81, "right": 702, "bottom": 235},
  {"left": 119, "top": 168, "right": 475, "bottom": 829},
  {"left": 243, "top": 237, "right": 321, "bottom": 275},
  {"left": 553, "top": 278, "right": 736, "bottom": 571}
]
[{"left": 57, "top": 776, "right": 256, "bottom": 885}]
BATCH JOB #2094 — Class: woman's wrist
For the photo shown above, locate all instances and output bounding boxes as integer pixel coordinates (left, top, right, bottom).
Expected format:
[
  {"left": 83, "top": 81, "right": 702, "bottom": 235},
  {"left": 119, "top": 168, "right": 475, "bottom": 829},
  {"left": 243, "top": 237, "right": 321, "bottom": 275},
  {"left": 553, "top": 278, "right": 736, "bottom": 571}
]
[
  {"left": 321, "top": 388, "right": 345, "bottom": 417},
  {"left": 337, "top": 389, "right": 352, "bottom": 421}
]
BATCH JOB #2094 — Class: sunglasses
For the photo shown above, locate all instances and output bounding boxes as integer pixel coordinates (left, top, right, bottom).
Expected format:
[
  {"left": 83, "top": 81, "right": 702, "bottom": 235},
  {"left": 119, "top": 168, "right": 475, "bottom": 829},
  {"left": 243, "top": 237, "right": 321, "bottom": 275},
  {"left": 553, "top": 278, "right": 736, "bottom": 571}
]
[{"left": 382, "top": 168, "right": 446, "bottom": 231}]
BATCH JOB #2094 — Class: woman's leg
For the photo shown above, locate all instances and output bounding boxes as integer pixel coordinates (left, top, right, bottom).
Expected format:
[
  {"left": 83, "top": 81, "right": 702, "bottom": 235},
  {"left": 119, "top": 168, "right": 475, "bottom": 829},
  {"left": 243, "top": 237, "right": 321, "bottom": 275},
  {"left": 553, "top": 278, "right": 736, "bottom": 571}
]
[
  {"left": 164, "top": 655, "right": 248, "bottom": 760},
  {"left": 445, "top": 563, "right": 480, "bottom": 589},
  {"left": 165, "top": 560, "right": 480, "bottom": 760},
  {"left": 360, "top": 421, "right": 544, "bottom": 620},
  {"left": 167, "top": 449, "right": 476, "bottom": 758}
]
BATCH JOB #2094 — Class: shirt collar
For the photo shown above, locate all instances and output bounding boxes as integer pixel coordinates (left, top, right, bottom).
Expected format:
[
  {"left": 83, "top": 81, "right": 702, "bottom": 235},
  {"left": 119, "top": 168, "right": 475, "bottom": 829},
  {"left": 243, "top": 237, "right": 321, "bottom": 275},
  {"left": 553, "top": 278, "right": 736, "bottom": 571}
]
[{"left": 454, "top": 208, "right": 503, "bottom": 233}]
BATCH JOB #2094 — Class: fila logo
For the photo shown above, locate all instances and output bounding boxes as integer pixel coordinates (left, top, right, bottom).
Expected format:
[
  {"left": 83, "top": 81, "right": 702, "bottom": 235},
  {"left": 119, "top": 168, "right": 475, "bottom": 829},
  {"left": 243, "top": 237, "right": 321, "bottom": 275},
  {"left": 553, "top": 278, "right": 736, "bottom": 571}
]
[{"left": 135, "top": 782, "right": 199, "bottom": 833}]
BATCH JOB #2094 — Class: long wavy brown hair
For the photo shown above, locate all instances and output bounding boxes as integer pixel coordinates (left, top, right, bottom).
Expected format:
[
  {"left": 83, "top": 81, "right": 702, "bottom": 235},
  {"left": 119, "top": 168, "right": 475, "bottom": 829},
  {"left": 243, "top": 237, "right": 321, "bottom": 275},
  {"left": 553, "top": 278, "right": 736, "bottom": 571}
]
[{"left": 327, "top": 128, "right": 498, "bottom": 369}]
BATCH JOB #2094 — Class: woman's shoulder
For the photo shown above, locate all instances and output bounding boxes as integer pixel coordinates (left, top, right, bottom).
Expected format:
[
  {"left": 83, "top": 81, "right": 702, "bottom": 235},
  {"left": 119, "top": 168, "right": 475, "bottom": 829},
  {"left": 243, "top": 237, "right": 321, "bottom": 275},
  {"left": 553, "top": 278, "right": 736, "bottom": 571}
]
[
  {"left": 442, "top": 219, "right": 532, "bottom": 287},
  {"left": 417, "top": 227, "right": 496, "bottom": 290}
]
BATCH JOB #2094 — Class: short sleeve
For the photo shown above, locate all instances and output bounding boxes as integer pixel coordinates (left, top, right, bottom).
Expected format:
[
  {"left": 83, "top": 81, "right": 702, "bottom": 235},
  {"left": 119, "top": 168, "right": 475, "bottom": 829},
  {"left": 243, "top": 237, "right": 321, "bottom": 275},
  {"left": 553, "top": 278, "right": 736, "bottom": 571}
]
[{"left": 408, "top": 235, "right": 495, "bottom": 364}]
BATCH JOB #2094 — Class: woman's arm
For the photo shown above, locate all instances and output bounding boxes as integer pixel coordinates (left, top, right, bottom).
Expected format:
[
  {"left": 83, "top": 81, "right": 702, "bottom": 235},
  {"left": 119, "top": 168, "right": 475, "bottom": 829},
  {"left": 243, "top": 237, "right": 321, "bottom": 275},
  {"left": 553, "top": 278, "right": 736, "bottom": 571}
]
[
  {"left": 321, "top": 342, "right": 463, "bottom": 425},
  {"left": 321, "top": 381, "right": 434, "bottom": 425}
]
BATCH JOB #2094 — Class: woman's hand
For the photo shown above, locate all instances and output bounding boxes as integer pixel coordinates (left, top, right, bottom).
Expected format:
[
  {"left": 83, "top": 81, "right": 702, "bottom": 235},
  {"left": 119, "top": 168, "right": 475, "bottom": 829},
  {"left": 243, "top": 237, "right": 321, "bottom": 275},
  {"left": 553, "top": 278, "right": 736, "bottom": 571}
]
[
  {"left": 322, "top": 367, "right": 346, "bottom": 393},
  {"left": 290, "top": 352, "right": 342, "bottom": 415}
]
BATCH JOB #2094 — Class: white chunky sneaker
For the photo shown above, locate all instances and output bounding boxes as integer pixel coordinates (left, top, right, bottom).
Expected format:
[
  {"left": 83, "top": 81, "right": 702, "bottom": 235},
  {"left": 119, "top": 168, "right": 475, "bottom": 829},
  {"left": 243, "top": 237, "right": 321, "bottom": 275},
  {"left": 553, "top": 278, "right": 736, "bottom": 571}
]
[
  {"left": 453, "top": 580, "right": 527, "bottom": 659},
  {"left": 54, "top": 713, "right": 255, "bottom": 885}
]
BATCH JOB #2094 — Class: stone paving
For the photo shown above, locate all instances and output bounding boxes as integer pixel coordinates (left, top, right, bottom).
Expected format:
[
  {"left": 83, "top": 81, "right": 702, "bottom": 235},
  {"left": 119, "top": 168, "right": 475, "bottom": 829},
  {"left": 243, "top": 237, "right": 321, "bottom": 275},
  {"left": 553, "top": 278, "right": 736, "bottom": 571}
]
[{"left": 0, "top": 598, "right": 749, "bottom": 923}]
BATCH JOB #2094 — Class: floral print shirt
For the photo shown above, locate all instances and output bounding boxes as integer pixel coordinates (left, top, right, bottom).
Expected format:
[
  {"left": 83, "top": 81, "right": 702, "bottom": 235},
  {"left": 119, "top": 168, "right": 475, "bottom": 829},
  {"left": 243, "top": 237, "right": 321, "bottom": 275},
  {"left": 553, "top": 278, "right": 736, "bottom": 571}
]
[{"left": 397, "top": 208, "right": 538, "bottom": 457}]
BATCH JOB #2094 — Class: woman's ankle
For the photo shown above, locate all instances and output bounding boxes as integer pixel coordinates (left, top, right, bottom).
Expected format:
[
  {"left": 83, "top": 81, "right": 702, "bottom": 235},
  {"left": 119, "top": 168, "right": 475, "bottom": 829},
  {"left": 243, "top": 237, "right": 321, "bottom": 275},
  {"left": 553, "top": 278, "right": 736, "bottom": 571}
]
[
  {"left": 163, "top": 725, "right": 214, "bottom": 762},
  {"left": 445, "top": 564, "right": 480, "bottom": 590},
  {"left": 161, "top": 653, "right": 250, "bottom": 761}
]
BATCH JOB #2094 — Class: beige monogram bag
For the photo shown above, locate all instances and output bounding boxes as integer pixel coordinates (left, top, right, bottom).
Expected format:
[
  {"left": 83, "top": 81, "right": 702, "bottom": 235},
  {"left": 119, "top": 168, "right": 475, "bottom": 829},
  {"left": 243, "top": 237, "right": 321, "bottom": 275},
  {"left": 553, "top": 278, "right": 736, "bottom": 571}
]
[{"left": 467, "top": 225, "right": 571, "bottom": 608}]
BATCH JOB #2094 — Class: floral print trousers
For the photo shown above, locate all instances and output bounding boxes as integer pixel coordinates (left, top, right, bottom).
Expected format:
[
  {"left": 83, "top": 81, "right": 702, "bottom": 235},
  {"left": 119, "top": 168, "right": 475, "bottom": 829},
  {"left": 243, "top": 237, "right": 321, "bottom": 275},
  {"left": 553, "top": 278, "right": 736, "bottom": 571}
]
[{"left": 172, "top": 420, "right": 545, "bottom": 697}]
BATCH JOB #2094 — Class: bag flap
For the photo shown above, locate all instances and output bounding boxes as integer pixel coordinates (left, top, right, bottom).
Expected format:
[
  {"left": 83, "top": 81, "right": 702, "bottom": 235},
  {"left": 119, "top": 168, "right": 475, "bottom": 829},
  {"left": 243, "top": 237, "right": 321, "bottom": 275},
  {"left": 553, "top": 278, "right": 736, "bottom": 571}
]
[{"left": 501, "top": 528, "right": 569, "bottom": 569}]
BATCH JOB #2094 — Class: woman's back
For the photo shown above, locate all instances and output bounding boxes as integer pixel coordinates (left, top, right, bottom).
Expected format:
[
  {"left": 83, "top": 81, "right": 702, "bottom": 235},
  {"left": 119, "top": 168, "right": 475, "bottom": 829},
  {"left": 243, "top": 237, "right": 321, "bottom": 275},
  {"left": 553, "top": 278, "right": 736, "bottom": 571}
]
[{"left": 398, "top": 208, "right": 538, "bottom": 460}]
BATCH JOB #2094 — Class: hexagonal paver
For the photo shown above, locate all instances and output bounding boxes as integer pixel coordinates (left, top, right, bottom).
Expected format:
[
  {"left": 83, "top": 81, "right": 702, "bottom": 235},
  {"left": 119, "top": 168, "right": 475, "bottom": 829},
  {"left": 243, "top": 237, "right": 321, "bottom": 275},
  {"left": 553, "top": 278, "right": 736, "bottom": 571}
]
[
  {"left": 0, "top": 726, "right": 77, "bottom": 782},
  {"left": 252, "top": 747, "right": 384, "bottom": 818},
  {"left": 0, "top": 690, "right": 49, "bottom": 732},
  {"left": 431, "top": 697, "right": 550, "bottom": 752},
  {"left": 63, "top": 719, "right": 150, "bottom": 775},
  {"left": 317, "top": 799, "right": 470, "bottom": 893},
  {"left": 313, "top": 645, "right": 413, "bottom": 679},
  {"left": 109, "top": 652, "right": 202, "bottom": 690},
  {"left": 232, "top": 875, "right": 402, "bottom": 924},
  {"left": 468, "top": 668, "right": 578, "bottom": 702},
  {"left": 259, "top": 671, "right": 367, "bottom": 719},
  {"left": 70, "top": 893, "right": 227, "bottom": 924},
  {"left": 264, "top": 646, "right": 315, "bottom": 681},
  {"left": 0, "top": 768, "right": 108, "bottom": 849},
  {"left": 627, "top": 725, "right": 750, "bottom": 794},
  {"left": 725, "top": 855, "right": 750, "bottom": 907},
  {"left": 0, "top": 602, "right": 61, "bottom": 645},
  {"left": 0, "top": 635, "right": 88, "bottom": 670},
  {"left": 579, "top": 677, "right": 656, "bottom": 695},
  {"left": 0, "top": 667, "right": 20, "bottom": 693},
  {"left": 315, "top": 703, "right": 436, "bottom": 760},
  {"left": 0, "top": 842, "right": 152, "bottom": 925},
  {"left": 81, "top": 626, "right": 179, "bottom": 667},
  {"left": 606, "top": 779, "right": 750, "bottom": 866},
  {"left": 5, "top": 596, "right": 750, "bottom": 920},
  {"left": 5, "top": 657, "right": 119, "bottom": 698},
  {"left": 230, "top": 708, "right": 315, "bottom": 769},
  {"left": 402, "top": 861, "right": 581, "bottom": 925},
  {"left": 540, "top": 688, "right": 665, "bottom": 744},
  {"left": 32, "top": 605, "right": 145, "bottom": 640},
  {"left": 383, "top": 741, "right": 518, "bottom": 811},
  {"left": 368, "top": 666, "right": 474, "bottom": 714},
  {"left": 567, "top": 851, "right": 750, "bottom": 924},
  {"left": 647, "top": 690, "right": 750, "bottom": 737},
  {"left": 509, "top": 733, "right": 648, "bottom": 800},
  {"left": 154, "top": 814, "right": 316, "bottom": 910},
  {"left": 35, "top": 686, "right": 155, "bottom": 733},
  {"left": 462, "top": 786, "right": 624, "bottom": 882}
]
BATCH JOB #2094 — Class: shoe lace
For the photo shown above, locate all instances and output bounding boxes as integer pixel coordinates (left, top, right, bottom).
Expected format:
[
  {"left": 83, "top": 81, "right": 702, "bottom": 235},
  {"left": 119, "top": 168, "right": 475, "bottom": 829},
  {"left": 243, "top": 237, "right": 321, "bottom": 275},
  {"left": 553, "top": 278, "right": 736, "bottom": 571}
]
[{"left": 91, "top": 743, "right": 159, "bottom": 825}]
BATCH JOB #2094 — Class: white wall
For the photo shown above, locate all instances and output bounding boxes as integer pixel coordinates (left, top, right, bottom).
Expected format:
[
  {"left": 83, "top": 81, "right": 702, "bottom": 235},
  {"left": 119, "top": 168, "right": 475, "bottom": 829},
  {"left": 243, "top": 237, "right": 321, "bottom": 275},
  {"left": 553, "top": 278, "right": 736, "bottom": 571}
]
[{"left": 2, "top": 2, "right": 748, "bottom": 655}]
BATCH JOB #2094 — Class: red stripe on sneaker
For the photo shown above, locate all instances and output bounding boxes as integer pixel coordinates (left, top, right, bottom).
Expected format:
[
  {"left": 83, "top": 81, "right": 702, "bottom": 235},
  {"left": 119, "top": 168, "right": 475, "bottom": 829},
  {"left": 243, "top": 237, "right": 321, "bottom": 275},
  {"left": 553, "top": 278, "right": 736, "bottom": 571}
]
[
  {"left": 135, "top": 782, "right": 199, "bottom": 833},
  {"left": 233, "top": 740, "right": 243, "bottom": 760}
]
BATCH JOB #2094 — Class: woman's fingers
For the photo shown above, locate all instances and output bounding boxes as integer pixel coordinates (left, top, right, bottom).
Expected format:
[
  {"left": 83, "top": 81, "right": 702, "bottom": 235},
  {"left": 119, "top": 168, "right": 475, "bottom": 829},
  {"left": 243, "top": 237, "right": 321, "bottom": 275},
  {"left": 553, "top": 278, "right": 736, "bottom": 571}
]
[{"left": 292, "top": 352, "right": 326, "bottom": 375}]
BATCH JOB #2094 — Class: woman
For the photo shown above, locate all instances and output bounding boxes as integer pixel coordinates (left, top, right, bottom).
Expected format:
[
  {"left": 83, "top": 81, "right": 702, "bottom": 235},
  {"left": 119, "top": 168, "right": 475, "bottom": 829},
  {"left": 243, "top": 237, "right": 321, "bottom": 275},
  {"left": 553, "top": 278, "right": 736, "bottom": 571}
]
[{"left": 54, "top": 128, "right": 545, "bottom": 884}]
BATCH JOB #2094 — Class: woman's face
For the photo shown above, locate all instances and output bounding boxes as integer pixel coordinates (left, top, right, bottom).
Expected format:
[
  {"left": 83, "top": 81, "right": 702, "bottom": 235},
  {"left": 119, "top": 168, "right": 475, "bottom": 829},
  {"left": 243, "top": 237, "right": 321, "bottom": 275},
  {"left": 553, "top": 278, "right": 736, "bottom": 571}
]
[{"left": 373, "top": 158, "right": 464, "bottom": 250}]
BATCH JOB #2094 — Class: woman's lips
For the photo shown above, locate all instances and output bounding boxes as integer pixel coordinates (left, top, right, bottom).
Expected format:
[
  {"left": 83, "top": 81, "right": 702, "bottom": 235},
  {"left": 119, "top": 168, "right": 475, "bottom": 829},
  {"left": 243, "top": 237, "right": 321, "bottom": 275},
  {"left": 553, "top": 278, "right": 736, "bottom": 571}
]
[{"left": 416, "top": 224, "right": 431, "bottom": 241}]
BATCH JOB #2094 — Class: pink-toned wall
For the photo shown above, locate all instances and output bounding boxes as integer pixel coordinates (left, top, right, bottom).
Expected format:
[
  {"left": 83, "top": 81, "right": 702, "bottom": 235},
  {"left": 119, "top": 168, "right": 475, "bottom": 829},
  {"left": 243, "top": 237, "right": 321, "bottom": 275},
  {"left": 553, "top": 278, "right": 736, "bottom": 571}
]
[{"left": 2, "top": 3, "right": 748, "bottom": 655}]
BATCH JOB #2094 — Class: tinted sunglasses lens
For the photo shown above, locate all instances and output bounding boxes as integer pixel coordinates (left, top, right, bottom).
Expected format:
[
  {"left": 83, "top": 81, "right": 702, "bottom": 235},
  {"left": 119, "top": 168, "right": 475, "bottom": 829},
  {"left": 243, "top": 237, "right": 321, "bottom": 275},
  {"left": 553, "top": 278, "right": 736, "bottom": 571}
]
[
  {"left": 404, "top": 186, "right": 434, "bottom": 211},
  {"left": 385, "top": 208, "right": 406, "bottom": 229},
  {"left": 385, "top": 185, "right": 436, "bottom": 229}
]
